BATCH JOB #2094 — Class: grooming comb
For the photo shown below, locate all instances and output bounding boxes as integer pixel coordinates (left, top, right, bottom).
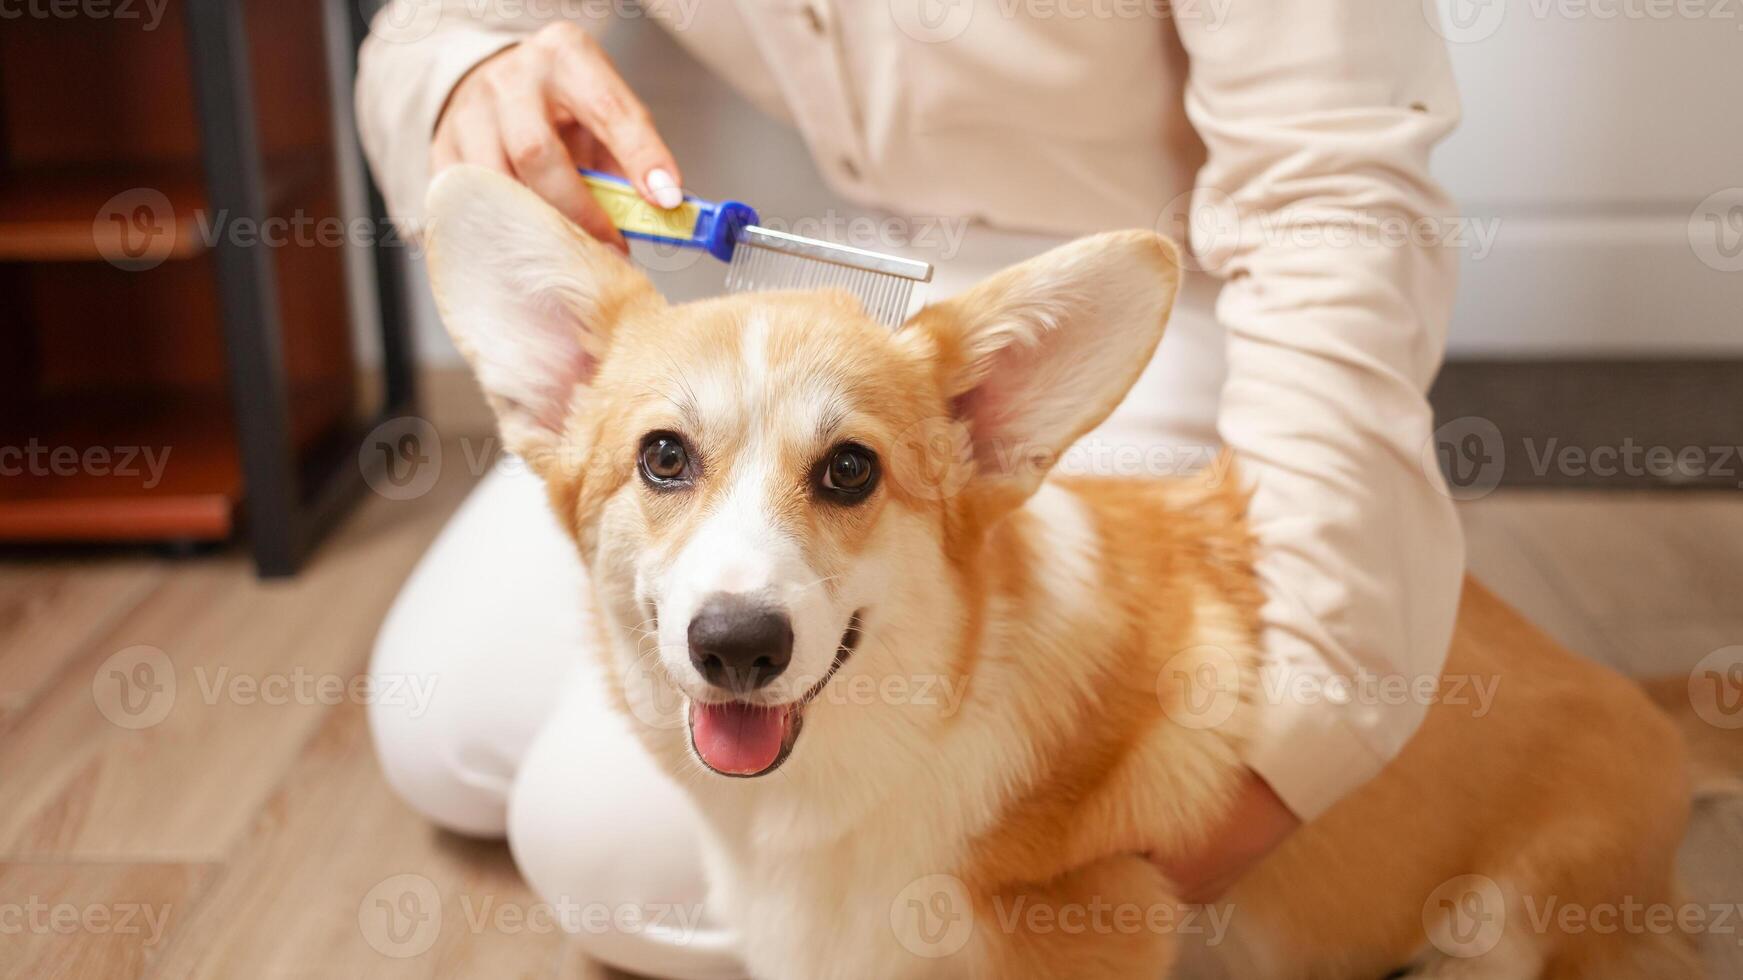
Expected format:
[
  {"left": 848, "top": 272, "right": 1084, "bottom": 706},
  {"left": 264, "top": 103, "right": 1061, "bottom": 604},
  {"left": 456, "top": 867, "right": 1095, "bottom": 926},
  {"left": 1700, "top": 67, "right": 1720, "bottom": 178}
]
[{"left": 580, "top": 169, "right": 933, "bottom": 327}]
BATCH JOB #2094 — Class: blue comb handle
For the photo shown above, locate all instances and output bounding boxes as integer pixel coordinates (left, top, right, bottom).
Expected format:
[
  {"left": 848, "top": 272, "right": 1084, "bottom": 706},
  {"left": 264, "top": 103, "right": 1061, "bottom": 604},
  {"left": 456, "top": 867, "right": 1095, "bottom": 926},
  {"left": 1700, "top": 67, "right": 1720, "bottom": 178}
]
[{"left": 579, "top": 168, "right": 759, "bottom": 263}]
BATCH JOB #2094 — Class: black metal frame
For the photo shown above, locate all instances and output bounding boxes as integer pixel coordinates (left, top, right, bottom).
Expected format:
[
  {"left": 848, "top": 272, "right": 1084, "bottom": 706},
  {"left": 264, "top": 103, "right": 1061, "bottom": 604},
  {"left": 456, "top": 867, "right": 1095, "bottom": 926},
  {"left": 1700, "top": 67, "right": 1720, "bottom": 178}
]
[{"left": 184, "top": 0, "right": 416, "bottom": 576}]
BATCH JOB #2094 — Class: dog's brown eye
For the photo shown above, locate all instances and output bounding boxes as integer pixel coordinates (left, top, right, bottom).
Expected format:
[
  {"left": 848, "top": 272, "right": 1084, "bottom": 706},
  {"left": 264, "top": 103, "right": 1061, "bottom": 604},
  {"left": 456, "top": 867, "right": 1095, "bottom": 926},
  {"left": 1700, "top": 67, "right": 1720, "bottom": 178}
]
[
  {"left": 640, "top": 433, "right": 692, "bottom": 485},
  {"left": 819, "top": 444, "right": 878, "bottom": 500}
]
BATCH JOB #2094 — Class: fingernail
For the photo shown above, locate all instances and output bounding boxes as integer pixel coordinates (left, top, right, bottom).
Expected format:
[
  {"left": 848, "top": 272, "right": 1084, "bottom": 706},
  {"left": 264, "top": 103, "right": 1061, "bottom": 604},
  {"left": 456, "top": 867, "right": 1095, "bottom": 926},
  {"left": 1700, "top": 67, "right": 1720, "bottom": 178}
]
[{"left": 646, "top": 168, "right": 683, "bottom": 209}]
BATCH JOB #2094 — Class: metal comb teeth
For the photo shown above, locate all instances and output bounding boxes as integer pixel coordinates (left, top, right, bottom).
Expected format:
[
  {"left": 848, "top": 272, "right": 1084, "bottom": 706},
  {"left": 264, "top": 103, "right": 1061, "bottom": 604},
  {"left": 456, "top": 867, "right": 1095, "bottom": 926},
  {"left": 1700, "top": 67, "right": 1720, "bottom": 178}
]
[{"left": 723, "top": 226, "right": 934, "bottom": 328}]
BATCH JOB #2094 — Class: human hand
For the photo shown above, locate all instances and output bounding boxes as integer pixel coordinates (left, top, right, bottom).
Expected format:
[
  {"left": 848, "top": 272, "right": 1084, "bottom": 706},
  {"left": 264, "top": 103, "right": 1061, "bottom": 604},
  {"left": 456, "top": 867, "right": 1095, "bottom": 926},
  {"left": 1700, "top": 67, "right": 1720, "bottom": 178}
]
[
  {"left": 431, "top": 22, "right": 684, "bottom": 251},
  {"left": 1150, "top": 769, "right": 1300, "bottom": 904}
]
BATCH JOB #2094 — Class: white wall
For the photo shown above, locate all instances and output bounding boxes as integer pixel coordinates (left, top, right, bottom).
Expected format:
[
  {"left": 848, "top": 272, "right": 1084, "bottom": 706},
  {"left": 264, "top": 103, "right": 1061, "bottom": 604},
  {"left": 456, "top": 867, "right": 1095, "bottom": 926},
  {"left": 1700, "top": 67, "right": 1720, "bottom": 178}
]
[{"left": 1432, "top": 0, "right": 1743, "bottom": 355}]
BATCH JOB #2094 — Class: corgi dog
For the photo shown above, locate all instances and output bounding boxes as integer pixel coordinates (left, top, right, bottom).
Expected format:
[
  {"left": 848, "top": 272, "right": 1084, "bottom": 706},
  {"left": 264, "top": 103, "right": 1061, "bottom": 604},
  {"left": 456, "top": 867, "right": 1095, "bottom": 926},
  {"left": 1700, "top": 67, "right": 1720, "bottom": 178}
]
[{"left": 424, "top": 164, "right": 1725, "bottom": 979}]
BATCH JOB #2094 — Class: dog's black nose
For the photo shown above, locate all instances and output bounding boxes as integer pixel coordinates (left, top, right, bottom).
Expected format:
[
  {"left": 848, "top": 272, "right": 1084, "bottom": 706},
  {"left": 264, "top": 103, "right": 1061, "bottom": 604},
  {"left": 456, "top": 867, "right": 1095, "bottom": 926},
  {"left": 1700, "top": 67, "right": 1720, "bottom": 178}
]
[{"left": 687, "top": 594, "right": 793, "bottom": 693}]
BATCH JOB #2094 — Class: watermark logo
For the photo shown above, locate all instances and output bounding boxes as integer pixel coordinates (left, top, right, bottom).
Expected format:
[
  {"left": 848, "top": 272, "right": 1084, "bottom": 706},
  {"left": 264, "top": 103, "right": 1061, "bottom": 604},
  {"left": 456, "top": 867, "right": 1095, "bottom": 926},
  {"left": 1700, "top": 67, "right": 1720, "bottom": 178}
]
[
  {"left": 891, "top": 874, "right": 976, "bottom": 958},
  {"left": 359, "top": 873, "right": 443, "bottom": 958},
  {"left": 1690, "top": 646, "right": 1743, "bottom": 730},
  {"left": 0, "top": 0, "right": 170, "bottom": 30},
  {"left": 1426, "top": 0, "right": 1508, "bottom": 43},
  {"left": 1690, "top": 188, "right": 1743, "bottom": 273},
  {"left": 91, "top": 645, "right": 176, "bottom": 730},
  {"left": 1423, "top": 874, "right": 1508, "bottom": 958},
  {"left": 620, "top": 647, "right": 691, "bottom": 732},
  {"left": 1158, "top": 188, "right": 1241, "bottom": 274},
  {"left": 0, "top": 898, "right": 172, "bottom": 945},
  {"left": 363, "top": 0, "right": 443, "bottom": 43},
  {"left": 889, "top": 0, "right": 976, "bottom": 42},
  {"left": 0, "top": 440, "right": 172, "bottom": 488},
  {"left": 361, "top": 416, "right": 443, "bottom": 501},
  {"left": 890, "top": 415, "right": 976, "bottom": 502},
  {"left": 1425, "top": 416, "right": 1506, "bottom": 500},
  {"left": 1158, "top": 644, "right": 1242, "bottom": 731},
  {"left": 93, "top": 188, "right": 177, "bottom": 271}
]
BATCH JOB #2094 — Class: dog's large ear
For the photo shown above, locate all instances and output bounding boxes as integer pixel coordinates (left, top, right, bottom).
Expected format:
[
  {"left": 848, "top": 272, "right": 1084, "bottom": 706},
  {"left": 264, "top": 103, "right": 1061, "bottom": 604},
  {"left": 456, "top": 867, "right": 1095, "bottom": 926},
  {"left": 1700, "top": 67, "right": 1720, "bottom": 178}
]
[
  {"left": 423, "top": 164, "right": 661, "bottom": 465},
  {"left": 905, "top": 230, "right": 1181, "bottom": 511}
]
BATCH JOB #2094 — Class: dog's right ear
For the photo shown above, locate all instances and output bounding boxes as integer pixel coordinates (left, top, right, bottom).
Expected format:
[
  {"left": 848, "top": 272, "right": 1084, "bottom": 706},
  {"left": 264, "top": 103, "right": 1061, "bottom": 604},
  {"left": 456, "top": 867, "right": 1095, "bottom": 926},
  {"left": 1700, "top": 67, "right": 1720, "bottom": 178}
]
[{"left": 423, "top": 165, "right": 661, "bottom": 464}]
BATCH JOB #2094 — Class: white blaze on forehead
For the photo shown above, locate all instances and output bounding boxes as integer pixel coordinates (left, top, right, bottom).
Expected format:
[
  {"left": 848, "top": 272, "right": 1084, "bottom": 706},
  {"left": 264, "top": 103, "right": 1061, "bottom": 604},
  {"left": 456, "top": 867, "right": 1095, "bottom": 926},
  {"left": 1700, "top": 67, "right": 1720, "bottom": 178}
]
[
  {"left": 741, "top": 311, "right": 771, "bottom": 390},
  {"left": 675, "top": 456, "right": 786, "bottom": 595}
]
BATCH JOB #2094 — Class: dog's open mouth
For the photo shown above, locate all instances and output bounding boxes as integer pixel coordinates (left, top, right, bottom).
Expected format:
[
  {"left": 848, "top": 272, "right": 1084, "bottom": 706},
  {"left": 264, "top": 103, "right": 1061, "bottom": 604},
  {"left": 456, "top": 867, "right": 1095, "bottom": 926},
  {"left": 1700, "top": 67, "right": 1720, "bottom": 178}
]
[{"left": 687, "top": 612, "right": 864, "bottom": 778}]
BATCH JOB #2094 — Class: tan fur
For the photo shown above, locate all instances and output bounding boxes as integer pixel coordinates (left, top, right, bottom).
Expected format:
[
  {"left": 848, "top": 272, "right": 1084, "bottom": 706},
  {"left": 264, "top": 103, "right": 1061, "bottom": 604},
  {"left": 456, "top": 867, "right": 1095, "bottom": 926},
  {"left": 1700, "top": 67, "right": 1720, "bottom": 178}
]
[{"left": 425, "top": 165, "right": 1716, "bottom": 979}]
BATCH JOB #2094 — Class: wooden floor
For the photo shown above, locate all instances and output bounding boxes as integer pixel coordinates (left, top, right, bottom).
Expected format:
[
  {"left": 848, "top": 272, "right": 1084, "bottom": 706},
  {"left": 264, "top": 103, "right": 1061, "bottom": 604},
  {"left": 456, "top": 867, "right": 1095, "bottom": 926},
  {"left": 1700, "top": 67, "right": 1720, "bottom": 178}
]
[{"left": 3, "top": 387, "right": 1741, "bottom": 977}]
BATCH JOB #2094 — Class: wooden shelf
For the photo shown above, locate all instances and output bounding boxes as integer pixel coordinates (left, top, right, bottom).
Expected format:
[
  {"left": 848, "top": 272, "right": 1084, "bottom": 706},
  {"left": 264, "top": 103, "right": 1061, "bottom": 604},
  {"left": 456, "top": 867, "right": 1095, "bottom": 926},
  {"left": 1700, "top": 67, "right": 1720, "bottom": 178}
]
[
  {"left": 0, "top": 380, "right": 352, "bottom": 544},
  {"left": 0, "top": 156, "right": 324, "bottom": 264},
  {"left": 0, "top": 0, "right": 408, "bottom": 573},
  {"left": 0, "top": 387, "right": 239, "bottom": 542}
]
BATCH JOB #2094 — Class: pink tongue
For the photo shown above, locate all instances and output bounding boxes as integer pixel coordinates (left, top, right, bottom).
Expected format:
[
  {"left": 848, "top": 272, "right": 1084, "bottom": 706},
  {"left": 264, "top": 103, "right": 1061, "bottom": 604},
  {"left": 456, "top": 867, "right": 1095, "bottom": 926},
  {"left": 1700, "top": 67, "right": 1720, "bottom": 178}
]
[{"left": 690, "top": 702, "right": 789, "bottom": 775}]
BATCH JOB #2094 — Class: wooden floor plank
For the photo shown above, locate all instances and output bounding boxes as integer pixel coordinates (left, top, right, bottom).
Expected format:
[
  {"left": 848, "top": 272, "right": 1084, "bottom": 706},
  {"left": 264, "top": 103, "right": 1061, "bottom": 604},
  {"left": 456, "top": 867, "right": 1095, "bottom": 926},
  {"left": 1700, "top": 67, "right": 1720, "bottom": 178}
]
[
  {"left": 1678, "top": 801, "right": 1743, "bottom": 979},
  {"left": 143, "top": 699, "right": 580, "bottom": 980},
  {"left": 0, "top": 558, "right": 164, "bottom": 728},
  {"left": 1467, "top": 492, "right": 1743, "bottom": 626},
  {"left": 0, "top": 861, "right": 214, "bottom": 980},
  {"left": 1458, "top": 494, "right": 1616, "bottom": 662},
  {"left": 0, "top": 444, "right": 480, "bottom": 862}
]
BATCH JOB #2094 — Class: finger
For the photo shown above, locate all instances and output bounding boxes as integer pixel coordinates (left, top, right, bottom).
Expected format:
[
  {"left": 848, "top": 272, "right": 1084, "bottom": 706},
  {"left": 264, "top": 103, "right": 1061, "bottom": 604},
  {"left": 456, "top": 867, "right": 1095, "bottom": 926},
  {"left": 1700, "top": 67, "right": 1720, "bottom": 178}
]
[
  {"left": 430, "top": 130, "right": 459, "bottom": 175},
  {"left": 550, "top": 48, "right": 684, "bottom": 209},
  {"left": 491, "top": 74, "right": 628, "bottom": 250},
  {"left": 452, "top": 104, "right": 512, "bottom": 174}
]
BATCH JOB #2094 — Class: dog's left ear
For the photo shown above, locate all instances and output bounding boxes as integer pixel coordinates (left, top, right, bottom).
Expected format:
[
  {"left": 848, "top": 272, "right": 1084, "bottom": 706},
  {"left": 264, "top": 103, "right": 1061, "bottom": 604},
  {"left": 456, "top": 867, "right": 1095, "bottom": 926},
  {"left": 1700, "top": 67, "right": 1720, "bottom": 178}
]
[
  {"left": 905, "top": 230, "right": 1182, "bottom": 508},
  {"left": 423, "top": 164, "right": 662, "bottom": 468}
]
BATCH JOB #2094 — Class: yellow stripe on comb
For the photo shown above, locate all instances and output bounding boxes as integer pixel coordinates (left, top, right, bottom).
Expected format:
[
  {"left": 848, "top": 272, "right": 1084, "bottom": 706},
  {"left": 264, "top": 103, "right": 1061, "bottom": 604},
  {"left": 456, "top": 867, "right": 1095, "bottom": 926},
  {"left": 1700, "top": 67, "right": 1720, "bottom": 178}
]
[{"left": 582, "top": 173, "right": 701, "bottom": 240}]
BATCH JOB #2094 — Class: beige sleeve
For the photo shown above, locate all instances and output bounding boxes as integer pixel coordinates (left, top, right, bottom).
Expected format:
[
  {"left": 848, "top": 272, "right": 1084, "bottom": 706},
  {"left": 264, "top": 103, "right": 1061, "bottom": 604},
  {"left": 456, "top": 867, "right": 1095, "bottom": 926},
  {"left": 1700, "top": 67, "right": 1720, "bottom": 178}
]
[
  {"left": 1172, "top": 3, "right": 1468, "bottom": 818},
  {"left": 354, "top": 1, "right": 596, "bottom": 234}
]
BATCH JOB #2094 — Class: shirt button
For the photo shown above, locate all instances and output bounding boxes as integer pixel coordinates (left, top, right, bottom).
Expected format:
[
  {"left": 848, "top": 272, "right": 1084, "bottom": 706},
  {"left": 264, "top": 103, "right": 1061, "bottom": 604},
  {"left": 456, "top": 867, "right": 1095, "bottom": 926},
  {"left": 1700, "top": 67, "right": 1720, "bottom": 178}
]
[
  {"left": 802, "top": 3, "right": 826, "bottom": 34},
  {"left": 839, "top": 157, "right": 860, "bottom": 181}
]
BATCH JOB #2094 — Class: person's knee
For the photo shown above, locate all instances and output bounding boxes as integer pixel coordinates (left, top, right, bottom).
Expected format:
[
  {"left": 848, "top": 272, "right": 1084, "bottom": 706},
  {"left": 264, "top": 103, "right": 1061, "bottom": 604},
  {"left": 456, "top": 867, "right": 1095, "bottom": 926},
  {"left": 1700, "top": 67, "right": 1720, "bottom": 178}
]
[{"left": 368, "top": 598, "right": 510, "bottom": 837}]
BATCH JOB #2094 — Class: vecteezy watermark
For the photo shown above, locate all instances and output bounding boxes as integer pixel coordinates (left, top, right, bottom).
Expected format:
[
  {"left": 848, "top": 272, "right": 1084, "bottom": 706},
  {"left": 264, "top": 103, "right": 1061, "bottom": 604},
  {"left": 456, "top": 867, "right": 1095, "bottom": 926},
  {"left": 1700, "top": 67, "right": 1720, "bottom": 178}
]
[
  {"left": 888, "top": 418, "right": 1237, "bottom": 503},
  {"left": 618, "top": 209, "right": 970, "bottom": 277},
  {"left": 1520, "top": 895, "right": 1743, "bottom": 946},
  {"left": 1689, "top": 646, "right": 1743, "bottom": 730},
  {"left": 361, "top": 417, "right": 444, "bottom": 501},
  {"left": 889, "top": 0, "right": 1232, "bottom": 44},
  {"left": 1265, "top": 667, "right": 1501, "bottom": 718},
  {"left": 91, "top": 645, "right": 177, "bottom": 730},
  {"left": 616, "top": 640, "right": 971, "bottom": 734},
  {"left": 91, "top": 646, "right": 439, "bottom": 730},
  {"left": 93, "top": 188, "right": 179, "bottom": 271},
  {"left": 1424, "top": 0, "right": 1510, "bottom": 43},
  {"left": 1522, "top": 437, "right": 1743, "bottom": 488},
  {"left": 1426, "top": 0, "right": 1743, "bottom": 45},
  {"left": 1425, "top": 420, "right": 1743, "bottom": 497},
  {"left": 1159, "top": 644, "right": 1501, "bottom": 733},
  {"left": 1422, "top": 874, "right": 1509, "bottom": 957},
  {"left": 357, "top": 873, "right": 707, "bottom": 959},
  {"left": 1690, "top": 188, "right": 1743, "bottom": 273},
  {"left": 359, "top": 874, "right": 443, "bottom": 958},
  {"left": 1157, "top": 189, "right": 1502, "bottom": 274},
  {"left": 1425, "top": 416, "right": 1507, "bottom": 500},
  {"left": 92, "top": 190, "right": 420, "bottom": 272},
  {"left": 363, "top": 0, "right": 703, "bottom": 45},
  {"left": 0, "top": 0, "right": 168, "bottom": 29},
  {"left": 1157, "top": 644, "right": 1244, "bottom": 731},
  {"left": 0, "top": 898, "right": 173, "bottom": 946},
  {"left": 0, "top": 440, "right": 172, "bottom": 489},
  {"left": 888, "top": 873, "right": 1234, "bottom": 959},
  {"left": 360, "top": 417, "right": 1238, "bottom": 505}
]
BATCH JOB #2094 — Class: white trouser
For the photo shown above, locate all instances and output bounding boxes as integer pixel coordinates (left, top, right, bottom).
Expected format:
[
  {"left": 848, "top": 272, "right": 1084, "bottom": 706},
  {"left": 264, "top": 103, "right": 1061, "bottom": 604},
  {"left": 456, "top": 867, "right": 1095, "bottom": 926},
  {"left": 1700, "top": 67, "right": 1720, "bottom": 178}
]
[{"left": 368, "top": 266, "right": 1224, "bottom": 979}]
